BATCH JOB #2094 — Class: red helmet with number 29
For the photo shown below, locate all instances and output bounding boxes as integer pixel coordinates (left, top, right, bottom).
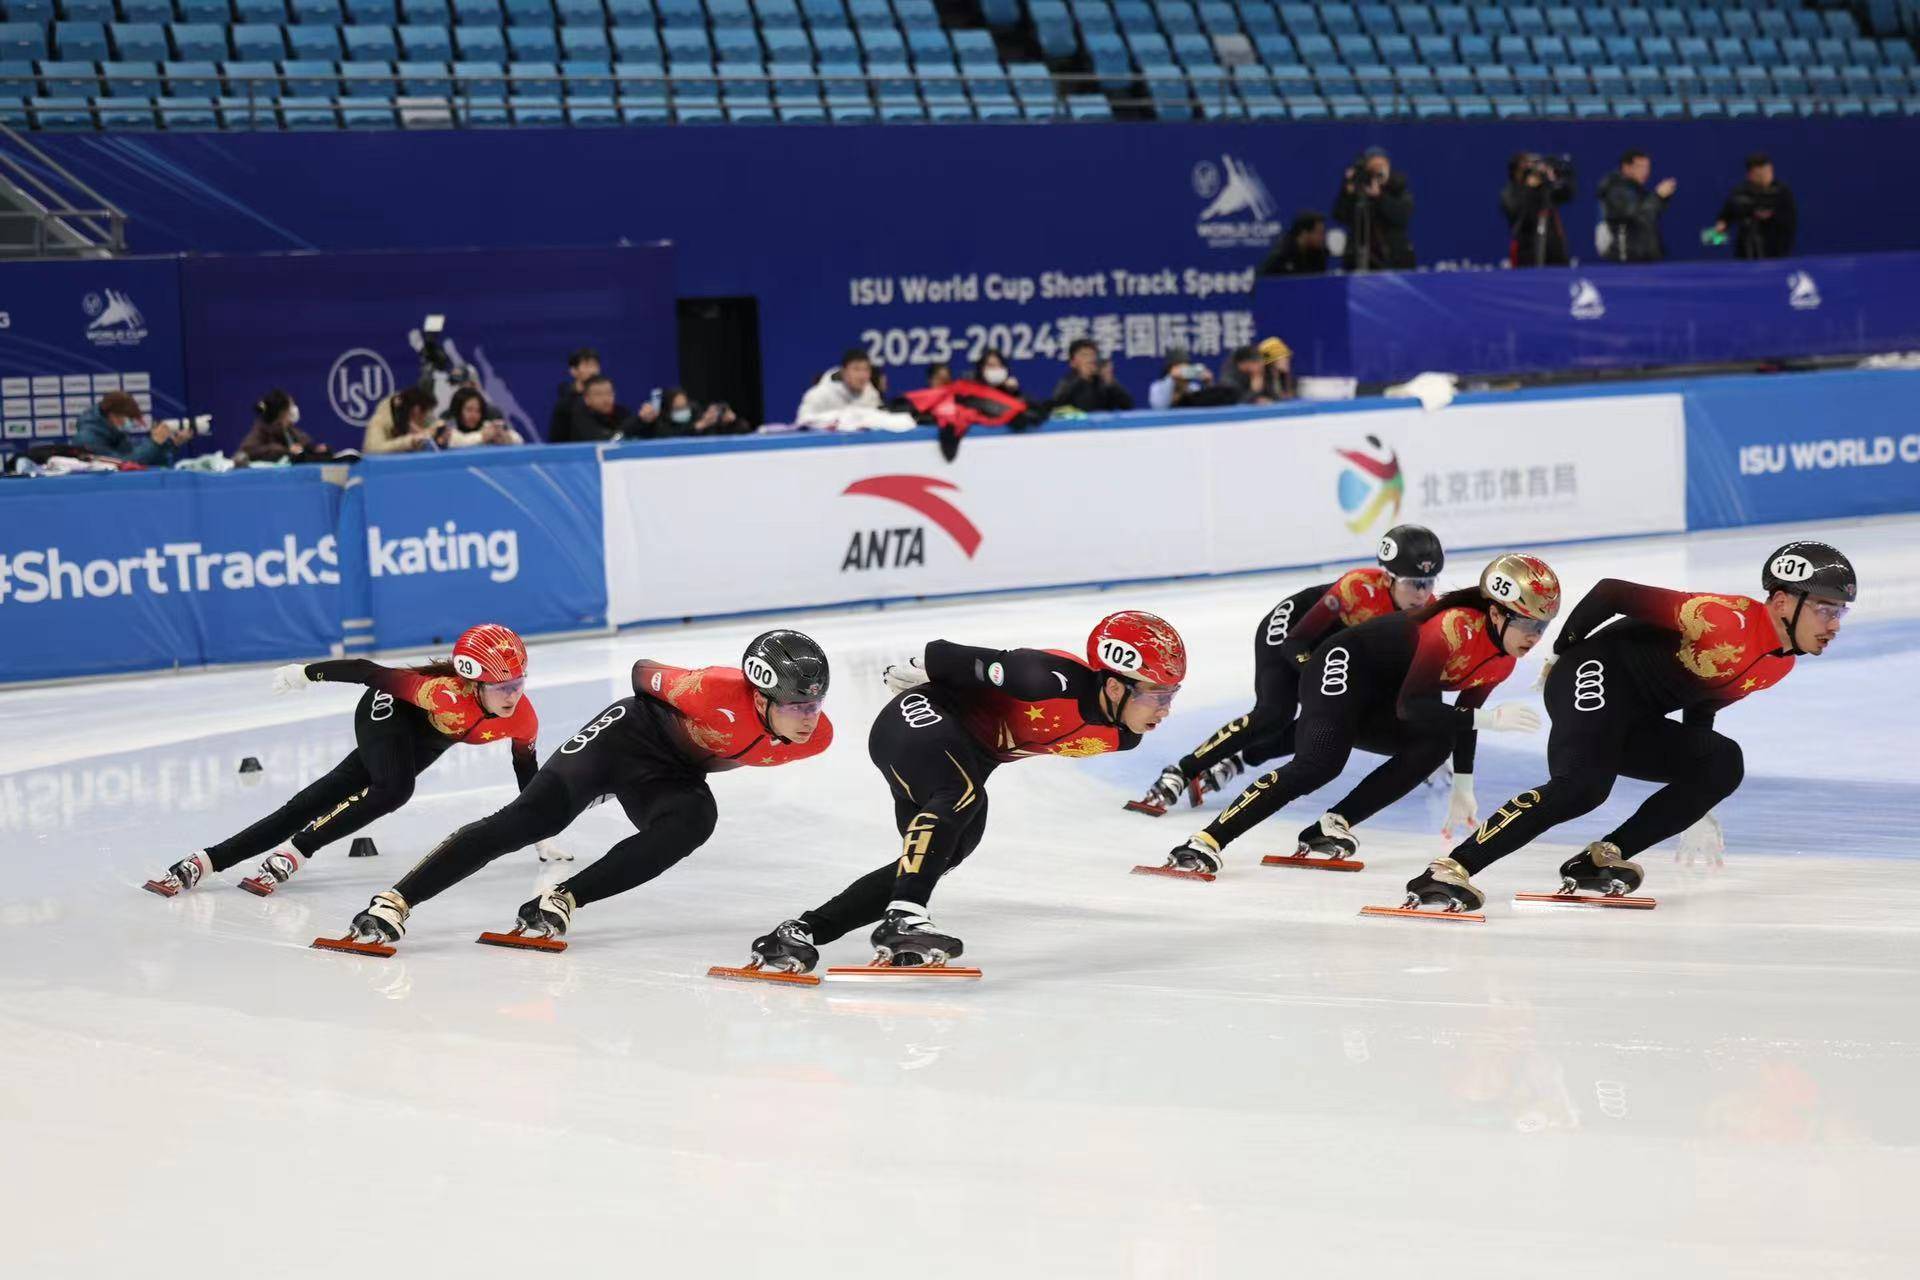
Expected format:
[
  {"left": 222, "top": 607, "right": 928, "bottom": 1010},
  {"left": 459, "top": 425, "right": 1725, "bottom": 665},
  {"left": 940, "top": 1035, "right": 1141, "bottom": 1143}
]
[
  {"left": 1088, "top": 611, "right": 1187, "bottom": 686},
  {"left": 452, "top": 623, "right": 529, "bottom": 684}
]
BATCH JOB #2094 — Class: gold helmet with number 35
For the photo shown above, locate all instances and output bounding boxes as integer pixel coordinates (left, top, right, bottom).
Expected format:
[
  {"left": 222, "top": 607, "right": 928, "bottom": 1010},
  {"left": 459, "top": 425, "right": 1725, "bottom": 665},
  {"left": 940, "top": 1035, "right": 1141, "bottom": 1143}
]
[{"left": 1479, "top": 553, "right": 1562, "bottom": 622}]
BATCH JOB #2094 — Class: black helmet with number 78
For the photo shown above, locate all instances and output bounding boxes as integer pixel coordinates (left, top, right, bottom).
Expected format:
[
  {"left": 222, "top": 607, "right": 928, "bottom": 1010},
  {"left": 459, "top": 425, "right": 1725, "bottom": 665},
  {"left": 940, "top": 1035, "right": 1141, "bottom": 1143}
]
[
  {"left": 1376, "top": 524, "right": 1444, "bottom": 579},
  {"left": 1761, "top": 541, "right": 1857, "bottom": 605},
  {"left": 742, "top": 629, "right": 830, "bottom": 705}
]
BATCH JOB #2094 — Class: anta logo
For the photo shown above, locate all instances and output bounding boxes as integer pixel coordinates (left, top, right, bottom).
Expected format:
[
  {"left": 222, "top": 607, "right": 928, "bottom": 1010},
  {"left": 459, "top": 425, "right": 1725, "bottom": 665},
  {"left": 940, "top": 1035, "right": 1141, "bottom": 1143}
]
[{"left": 840, "top": 475, "right": 983, "bottom": 572}]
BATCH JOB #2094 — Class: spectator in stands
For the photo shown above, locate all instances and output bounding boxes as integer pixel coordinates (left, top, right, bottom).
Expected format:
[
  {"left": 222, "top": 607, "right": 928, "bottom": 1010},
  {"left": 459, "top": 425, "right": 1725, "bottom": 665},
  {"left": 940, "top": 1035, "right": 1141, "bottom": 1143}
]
[
  {"left": 1716, "top": 152, "right": 1797, "bottom": 261},
  {"left": 548, "top": 347, "right": 601, "bottom": 443},
  {"left": 1257, "top": 336, "right": 1295, "bottom": 400},
  {"left": 1258, "top": 211, "right": 1331, "bottom": 276},
  {"left": 73, "top": 391, "right": 192, "bottom": 466},
  {"left": 971, "top": 350, "right": 1023, "bottom": 396},
  {"left": 568, "top": 374, "right": 640, "bottom": 441},
  {"left": 1333, "top": 148, "right": 1414, "bottom": 272},
  {"left": 1598, "top": 150, "right": 1676, "bottom": 264},
  {"left": 364, "top": 387, "right": 439, "bottom": 454},
  {"left": 926, "top": 362, "right": 953, "bottom": 389},
  {"left": 1217, "top": 345, "right": 1277, "bottom": 405},
  {"left": 235, "top": 388, "right": 330, "bottom": 463},
  {"left": 1148, "top": 347, "right": 1216, "bottom": 410},
  {"left": 796, "top": 347, "right": 884, "bottom": 424},
  {"left": 655, "top": 387, "right": 751, "bottom": 438},
  {"left": 1502, "top": 152, "right": 1575, "bottom": 268},
  {"left": 1047, "top": 339, "right": 1133, "bottom": 414},
  {"left": 440, "top": 386, "right": 525, "bottom": 449}
]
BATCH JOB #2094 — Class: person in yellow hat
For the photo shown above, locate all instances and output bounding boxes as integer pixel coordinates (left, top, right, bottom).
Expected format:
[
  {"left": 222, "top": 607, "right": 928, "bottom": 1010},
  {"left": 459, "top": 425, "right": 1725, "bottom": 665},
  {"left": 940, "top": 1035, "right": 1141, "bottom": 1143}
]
[{"left": 1257, "top": 336, "right": 1294, "bottom": 400}]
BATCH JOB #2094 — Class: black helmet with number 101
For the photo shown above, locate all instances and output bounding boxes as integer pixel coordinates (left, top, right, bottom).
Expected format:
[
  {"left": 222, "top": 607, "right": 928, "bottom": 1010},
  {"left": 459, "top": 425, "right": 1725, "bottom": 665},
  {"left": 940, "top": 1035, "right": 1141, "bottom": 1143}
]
[
  {"left": 742, "top": 630, "right": 830, "bottom": 704},
  {"left": 1762, "top": 541, "right": 1857, "bottom": 604}
]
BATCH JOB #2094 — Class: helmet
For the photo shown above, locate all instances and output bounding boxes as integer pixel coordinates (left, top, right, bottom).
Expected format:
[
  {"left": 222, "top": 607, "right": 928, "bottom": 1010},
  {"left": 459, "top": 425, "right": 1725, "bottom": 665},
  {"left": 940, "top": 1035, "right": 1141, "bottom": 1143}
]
[
  {"left": 1088, "top": 611, "right": 1187, "bottom": 685},
  {"left": 1762, "top": 541, "right": 1856, "bottom": 604},
  {"left": 451, "top": 623, "right": 528, "bottom": 683},
  {"left": 1377, "top": 524, "right": 1444, "bottom": 578},
  {"left": 743, "top": 629, "right": 829, "bottom": 704},
  {"left": 1479, "top": 554, "right": 1562, "bottom": 622}
]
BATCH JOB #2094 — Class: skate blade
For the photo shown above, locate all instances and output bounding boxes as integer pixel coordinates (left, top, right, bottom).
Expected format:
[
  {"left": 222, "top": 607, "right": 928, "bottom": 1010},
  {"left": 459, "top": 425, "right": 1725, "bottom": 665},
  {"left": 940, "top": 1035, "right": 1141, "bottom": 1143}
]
[
  {"left": 1261, "top": 853, "right": 1365, "bottom": 872},
  {"left": 706, "top": 964, "right": 822, "bottom": 987},
  {"left": 1131, "top": 864, "right": 1216, "bottom": 882},
  {"left": 141, "top": 878, "right": 181, "bottom": 898},
  {"left": 476, "top": 929, "right": 568, "bottom": 952},
  {"left": 1359, "top": 904, "right": 1486, "bottom": 924},
  {"left": 1514, "top": 892, "right": 1657, "bottom": 910},
  {"left": 1122, "top": 799, "right": 1167, "bottom": 817},
  {"left": 826, "top": 962, "right": 983, "bottom": 980},
  {"left": 237, "top": 875, "right": 276, "bottom": 898},
  {"left": 310, "top": 934, "right": 396, "bottom": 957}
]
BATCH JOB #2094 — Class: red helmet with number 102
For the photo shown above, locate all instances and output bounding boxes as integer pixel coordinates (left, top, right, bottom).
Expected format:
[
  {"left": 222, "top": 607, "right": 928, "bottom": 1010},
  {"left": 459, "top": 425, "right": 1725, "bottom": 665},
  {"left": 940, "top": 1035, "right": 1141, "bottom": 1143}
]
[
  {"left": 1087, "top": 611, "right": 1187, "bottom": 686},
  {"left": 452, "top": 623, "right": 529, "bottom": 684}
]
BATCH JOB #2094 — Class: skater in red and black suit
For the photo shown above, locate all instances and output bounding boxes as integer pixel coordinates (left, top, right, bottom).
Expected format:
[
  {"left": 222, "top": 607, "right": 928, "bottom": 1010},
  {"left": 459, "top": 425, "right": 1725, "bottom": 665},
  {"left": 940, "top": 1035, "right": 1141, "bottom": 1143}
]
[
  {"left": 1159, "top": 554, "right": 1560, "bottom": 877},
  {"left": 144, "top": 623, "right": 548, "bottom": 899},
  {"left": 1131, "top": 525, "right": 1445, "bottom": 814},
  {"left": 744, "top": 611, "right": 1188, "bottom": 973},
  {"left": 1409, "top": 541, "right": 1856, "bottom": 912},
  {"left": 332, "top": 631, "right": 832, "bottom": 948}
]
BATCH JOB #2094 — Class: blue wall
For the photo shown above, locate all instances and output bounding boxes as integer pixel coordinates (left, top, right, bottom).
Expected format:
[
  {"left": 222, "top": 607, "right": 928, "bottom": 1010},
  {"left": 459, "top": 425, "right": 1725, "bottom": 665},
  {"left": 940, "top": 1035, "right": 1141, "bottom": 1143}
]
[{"left": 25, "top": 120, "right": 1920, "bottom": 414}]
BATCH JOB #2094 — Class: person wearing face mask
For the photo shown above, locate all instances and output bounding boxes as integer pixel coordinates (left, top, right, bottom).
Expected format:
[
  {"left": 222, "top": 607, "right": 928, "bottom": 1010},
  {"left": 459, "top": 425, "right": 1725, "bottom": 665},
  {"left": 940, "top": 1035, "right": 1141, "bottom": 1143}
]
[
  {"left": 654, "top": 387, "right": 750, "bottom": 438},
  {"left": 235, "top": 388, "right": 329, "bottom": 463},
  {"left": 971, "top": 350, "right": 1021, "bottom": 396}
]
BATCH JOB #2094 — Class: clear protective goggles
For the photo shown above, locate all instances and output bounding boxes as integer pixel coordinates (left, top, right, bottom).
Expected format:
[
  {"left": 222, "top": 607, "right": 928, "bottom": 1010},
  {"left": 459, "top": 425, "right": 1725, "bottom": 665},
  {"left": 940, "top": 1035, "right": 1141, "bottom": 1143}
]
[
  {"left": 772, "top": 698, "right": 825, "bottom": 718},
  {"left": 481, "top": 677, "right": 527, "bottom": 697},
  {"left": 1500, "top": 613, "right": 1550, "bottom": 637},
  {"left": 1129, "top": 683, "right": 1183, "bottom": 709},
  {"left": 1392, "top": 575, "right": 1438, "bottom": 594},
  {"left": 1806, "top": 600, "right": 1849, "bottom": 624}
]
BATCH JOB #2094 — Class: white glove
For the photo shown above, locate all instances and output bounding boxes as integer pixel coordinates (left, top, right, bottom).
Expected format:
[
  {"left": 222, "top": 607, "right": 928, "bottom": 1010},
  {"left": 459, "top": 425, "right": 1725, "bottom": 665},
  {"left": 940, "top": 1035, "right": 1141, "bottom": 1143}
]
[
  {"left": 1474, "top": 704, "right": 1541, "bottom": 734},
  {"left": 883, "top": 655, "right": 930, "bottom": 694},
  {"left": 271, "top": 662, "right": 314, "bottom": 695},
  {"left": 1532, "top": 655, "right": 1556, "bottom": 694},
  {"left": 1675, "top": 811, "right": 1725, "bottom": 868},
  {"left": 535, "top": 839, "right": 573, "bottom": 864},
  {"left": 1442, "top": 773, "right": 1477, "bottom": 842}
]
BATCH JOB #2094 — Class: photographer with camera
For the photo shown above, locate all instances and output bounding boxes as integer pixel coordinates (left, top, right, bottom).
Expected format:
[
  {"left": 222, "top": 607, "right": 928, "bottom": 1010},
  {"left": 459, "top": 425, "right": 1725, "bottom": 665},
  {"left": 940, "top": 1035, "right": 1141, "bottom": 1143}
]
[
  {"left": 235, "top": 389, "right": 332, "bottom": 464},
  {"left": 364, "top": 387, "right": 439, "bottom": 454},
  {"left": 1258, "top": 210, "right": 1331, "bottom": 277},
  {"left": 1148, "top": 347, "right": 1217, "bottom": 409},
  {"left": 1333, "top": 147, "right": 1415, "bottom": 273},
  {"left": 440, "top": 386, "right": 525, "bottom": 449},
  {"left": 652, "top": 387, "right": 751, "bottom": 439},
  {"left": 1714, "top": 152, "right": 1797, "bottom": 260},
  {"left": 1502, "top": 152, "right": 1576, "bottom": 267},
  {"left": 1598, "top": 149, "right": 1677, "bottom": 264},
  {"left": 74, "top": 391, "right": 196, "bottom": 466}
]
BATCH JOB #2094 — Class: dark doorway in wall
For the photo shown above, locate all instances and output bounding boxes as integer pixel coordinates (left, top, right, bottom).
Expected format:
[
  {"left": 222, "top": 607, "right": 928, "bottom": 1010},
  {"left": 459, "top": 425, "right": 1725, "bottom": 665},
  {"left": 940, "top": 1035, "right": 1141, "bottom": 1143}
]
[{"left": 675, "top": 296, "right": 763, "bottom": 426}]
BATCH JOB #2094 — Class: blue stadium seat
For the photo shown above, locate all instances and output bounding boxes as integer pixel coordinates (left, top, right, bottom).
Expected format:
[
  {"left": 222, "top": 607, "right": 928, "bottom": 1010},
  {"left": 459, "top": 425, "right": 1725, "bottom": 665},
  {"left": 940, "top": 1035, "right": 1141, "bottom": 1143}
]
[
  {"left": 501, "top": 0, "right": 548, "bottom": 25},
  {"left": 1319, "top": 3, "right": 1357, "bottom": 36},
  {"left": 168, "top": 24, "right": 225, "bottom": 62},
  {"left": 226, "top": 0, "right": 277, "bottom": 20},
  {"left": 1195, "top": 1, "right": 1239, "bottom": 36},
  {"left": 279, "top": 59, "right": 337, "bottom": 96},
  {"left": 286, "top": 25, "right": 342, "bottom": 59},
  {"left": 1334, "top": 33, "right": 1375, "bottom": 64},
  {"left": 1710, "top": 37, "right": 1749, "bottom": 67},
  {"left": 394, "top": 26, "right": 445, "bottom": 61},
  {"left": 1293, "top": 32, "right": 1332, "bottom": 62},
  {"left": 1474, "top": 9, "right": 1509, "bottom": 36},
  {"left": 1847, "top": 37, "right": 1885, "bottom": 67},
  {"left": 1640, "top": 36, "right": 1678, "bottom": 68},
  {"left": 1698, "top": 64, "right": 1737, "bottom": 96},
  {"left": 559, "top": 27, "right": 606, "bottom": 60},
  {"left": 857, "top": 27, "right": 904, "bottom": 63},
  {"left": 611, "top": 28, "right": 662, "bottom": 64},
  {"left": 798, "top": 0, "right": 841, "bottom": 23},
  {"left": 1508, "top": 5, "right": 1544, "bottom": 38},
  {"left": 230, "top": 24, "right": 287, "bottom": 61},
  {"left": 1173, "top": 31, "right": 1213, "bottom": 66},
  {"left": 53, "top": 21, "right": 108, "bottom": 60},
  {"left": 103, "top": 59, "right": 159, "bottom": 95},
  {"left": 1376, "top": 34, "right": 1414, "bottom": 65},
  {"left": 1511, "top": 62, "right": 1549, "bottom": 95},
  {"left": 910, "top": 27, "right": 954, "bottom": 63},
  {"left": 37, "top": 59, "right": 98, "bottom": 98},
  {"left": 345, "top": 0, "right": 399, "bottom": 22},
  {"left": 1413, "top": 33, "right": 1450, "bottom": 63},
  {"left": 555, "top": 0, "right": 608, "bottom": 23},
  {"left": 1398, "top": 3, "right": 1435, "bottom": 36},
  {"left": 341, "top": 28, "right": 398, "bottom": 63},
  {"left": 160, "top": 58, "right": 217, "bottom": 94},
  {"left": 1239, "top": 3, "right": 1279, "bottom": 37},
  {"left": 1726, "top": 11, "right": 1762, "bottom": 41},
  {"left": 1253, "top": 32, "right": 1294, "bottom": 66},
  {"left": 1530, "top": 35, "right": 1564, "bottom": 62},
  {"left": 507, "top": 25, "right": 557, "bottom": 60},
  {"left": 117, "top": 0, "right": 171, "bottom": 23},
  {"left": 110, "top": 22, "right": 166, "bottom": 60},
  {"left": 1493, "top": 34, "right": 1526, "bottom": 62},
  {"left": 508, "top": 61, "right": 563, "bottom": 124},
  {"left": 396, "top": 57, "right": 448, "bottom": 93},
  {"left": 1314, "top": 62, "right": 1353, "bottom": 94},
  {"left": 1431, "top": 62, "right": 1471, "bottom": 95},
  {"left": 288, "top": 0, "right": 343, "bottom": 22},
  {"left": 1431, "top": 4, "right": 1468, "bottom": 37},
  {"left": 1453, "top": 33, "right": 1489, "bottom": 65},
  {"left": 1065, "top": 91, "right": 1109, "bottom": 118},
  {"left": 753, "top": 0, "right": 802, "bottom": 28},
  {"left": 455, "top": 24, "right": 507, "bottom": 61},
  {"left": 1276, "top": 3, "right": 1318, "bottom": 35},
  {"left": 451, "top": 0, "right": 501, "bottom": 23},
  {"left": 1029, "top": 2, "right": 1074, "bottom": 61},
  {"left": 1618, "top": 8, "right": 1652, "bottom": 39},
  {"left": 1356, "top": 3, "right": 1395, "bottom": 35},
  {"left": 58, "top": 0, "right": 112, "bottom": 19},
  {"left": 219, "top": 59, "right": 277, "bottom": 98},
  {"left": 761, "top": 27, "right": 807, "bottom": 60},
  {"left": 401, "top": 0, "right": 451, "bottom": 20},
  {"left": 340, "top": 59, "right": 395, "bottom": 98},
  {"left": 1691, "top": 11, "right": 1727, "bottom": 40},
  {"left": 810, "top": 26, "right": 857, "bottom": 66}
]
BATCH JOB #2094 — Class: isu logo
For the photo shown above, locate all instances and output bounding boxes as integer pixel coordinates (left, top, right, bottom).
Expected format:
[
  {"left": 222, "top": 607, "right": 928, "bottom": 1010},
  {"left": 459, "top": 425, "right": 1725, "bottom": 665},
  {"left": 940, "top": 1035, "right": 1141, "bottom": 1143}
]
[
  {"left": 1572, "top": 659, "right": 1606, "bottom": 711},
  {"left": 1320, "top": 646, "right": 1351, "bottom": 696},
  {"left": 841, "top": 474, "right": 983, "bottom": 572},
  {"left": 560, "top": 704, "right": 627, "bottom": 754},
  {"left": 1264, "top": 598, "right": 1296, "bottom": 646}
]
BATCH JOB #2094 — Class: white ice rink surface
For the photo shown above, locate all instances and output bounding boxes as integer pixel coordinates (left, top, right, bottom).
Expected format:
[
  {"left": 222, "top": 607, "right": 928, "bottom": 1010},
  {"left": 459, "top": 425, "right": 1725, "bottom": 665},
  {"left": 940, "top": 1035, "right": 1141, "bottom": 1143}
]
[{"left": 4, "top": 517, "right": 1917, "bottom": 1278}]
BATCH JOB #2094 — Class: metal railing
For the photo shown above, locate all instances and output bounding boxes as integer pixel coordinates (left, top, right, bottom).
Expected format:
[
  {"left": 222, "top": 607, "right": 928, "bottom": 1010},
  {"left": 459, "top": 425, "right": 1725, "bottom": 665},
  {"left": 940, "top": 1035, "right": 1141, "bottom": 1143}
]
[{"left": 0, "top": 122, "right": 127, "bottom": 255}]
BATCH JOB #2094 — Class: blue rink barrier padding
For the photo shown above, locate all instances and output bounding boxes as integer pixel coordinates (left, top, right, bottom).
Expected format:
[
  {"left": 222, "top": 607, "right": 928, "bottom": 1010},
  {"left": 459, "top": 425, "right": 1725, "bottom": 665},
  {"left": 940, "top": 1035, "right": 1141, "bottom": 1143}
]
[
  {"left": 1257, "top": 253, "right": 1920, "bottom": 384},
  {"left": 4, "top": 368, "right": 1919, "bottom": 684}
]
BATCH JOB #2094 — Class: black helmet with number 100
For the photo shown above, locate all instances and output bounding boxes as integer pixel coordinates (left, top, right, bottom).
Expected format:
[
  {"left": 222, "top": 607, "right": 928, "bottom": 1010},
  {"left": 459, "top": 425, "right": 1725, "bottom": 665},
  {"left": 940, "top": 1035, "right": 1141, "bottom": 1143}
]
[
  {"left": 1376, "top": 524, "right": 1444, "bottom": 579},
  {"left": 742, "top": 629, "right": 830, "bottom": 704},
  {"left": 1762, "top": 541, "right": 1857, "bottom": 604}
]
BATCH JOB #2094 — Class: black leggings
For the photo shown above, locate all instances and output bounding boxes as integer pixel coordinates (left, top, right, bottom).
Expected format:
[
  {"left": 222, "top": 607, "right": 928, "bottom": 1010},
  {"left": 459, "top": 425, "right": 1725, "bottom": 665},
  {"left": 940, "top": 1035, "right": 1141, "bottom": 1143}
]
[
  {"left": 801, "top": 689, "right": 996, "bottom": 945},
  {"left": 1200, "top": 640, "right": 1453, "bottom": 851},
  {"left": 392, "top": 697, "right": 718, "bottom": 911},
  {"left": 1452, "top": 638, "right": 1744, "bottom": 875},
  {"left": 206, "top": 689, "right": 451, "bottom": 872},
  {"left": 1177, "top": 595, "right": 1314, "bottom": 778}
]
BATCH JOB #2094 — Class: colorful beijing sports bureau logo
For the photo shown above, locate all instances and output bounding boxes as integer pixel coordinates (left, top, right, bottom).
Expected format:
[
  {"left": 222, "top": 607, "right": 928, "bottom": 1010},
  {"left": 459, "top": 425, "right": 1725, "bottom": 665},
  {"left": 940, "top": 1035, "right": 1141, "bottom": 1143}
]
[{"left": 1333, "top": 435, "right": 1404, "bottom": 533}]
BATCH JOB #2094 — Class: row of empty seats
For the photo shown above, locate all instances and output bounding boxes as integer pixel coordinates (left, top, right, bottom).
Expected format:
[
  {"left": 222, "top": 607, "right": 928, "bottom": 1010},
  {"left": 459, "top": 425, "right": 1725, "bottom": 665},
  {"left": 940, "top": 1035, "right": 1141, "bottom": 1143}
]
[{"left": 0, "top": 0, "right": 923, "bottom": 23}]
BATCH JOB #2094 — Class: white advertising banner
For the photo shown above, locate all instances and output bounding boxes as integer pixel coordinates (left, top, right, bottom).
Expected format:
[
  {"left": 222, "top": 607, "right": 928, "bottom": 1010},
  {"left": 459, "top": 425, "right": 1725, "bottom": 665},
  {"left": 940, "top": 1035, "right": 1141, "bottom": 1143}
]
[{"left": 602, "top": 394, "right": 1686, "bottom": 626}]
